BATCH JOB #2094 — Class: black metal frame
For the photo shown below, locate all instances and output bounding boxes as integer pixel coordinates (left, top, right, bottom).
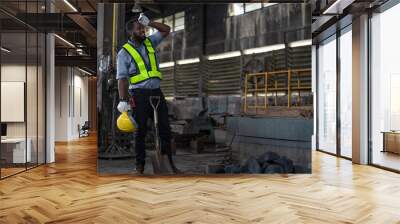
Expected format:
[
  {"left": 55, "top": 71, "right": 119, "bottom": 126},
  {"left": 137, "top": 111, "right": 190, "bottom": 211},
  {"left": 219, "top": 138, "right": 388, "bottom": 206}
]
[
  {"left": 315, "top": 0, "right": 400, "bottom": 172},
  {"left": 315, "top": 33, "right": 338, "bottom": 156},
  {"left": 336, "top": 28, "right": 341, "bottom": 158},
  {"left": 0, "top": 14, "right": 2, "bottom": 179},
  {"left": 367, "top": 0, "right": 400, "bottom": 172},
  {"left": 25, "top": 1, "right": 28, "bottom": 172},
  {"left": 44, "top": 0, "right": 47, "bottom": 165},
  {"left": 315, "top": 21, "right": 353, "bottom": 162},
  {"left": 0, "top": 0, "right": 47, "bottom": 180},
  {"left": 315, "top": 43, "right": 319, "bottom": 152},
  {"left": 338, "top": 24, "right": 353, "bottom": 160},
  {"left": 367, "top": 11, "right": 372, "bottom": 166}
]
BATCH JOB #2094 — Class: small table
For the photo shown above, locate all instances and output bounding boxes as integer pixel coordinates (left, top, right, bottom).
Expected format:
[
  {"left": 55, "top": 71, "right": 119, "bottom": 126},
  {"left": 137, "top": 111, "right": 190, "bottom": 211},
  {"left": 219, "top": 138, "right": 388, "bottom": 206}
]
[
  {"left": 381, "top": 131, "right": 400, "bottom": 154},
  {"left": 1, "top": 138, "right": 32, "bottom": 164}
]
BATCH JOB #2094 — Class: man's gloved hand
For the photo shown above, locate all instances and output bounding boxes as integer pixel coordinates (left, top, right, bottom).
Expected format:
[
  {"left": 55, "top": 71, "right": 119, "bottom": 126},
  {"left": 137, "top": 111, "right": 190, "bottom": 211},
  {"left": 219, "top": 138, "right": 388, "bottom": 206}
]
[
  {"left": 138, "top": 13, "right": 150, "bottom": 26},
  {"left": 117, "top": 100, "right": 130, "bottom": 113}
]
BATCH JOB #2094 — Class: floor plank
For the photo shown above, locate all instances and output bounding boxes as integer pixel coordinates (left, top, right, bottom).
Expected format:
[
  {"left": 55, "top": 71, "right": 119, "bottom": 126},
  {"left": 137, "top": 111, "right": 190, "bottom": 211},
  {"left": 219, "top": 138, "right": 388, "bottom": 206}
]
[{"left": 1, "top": 135, "right": 400, "bottom": 223}]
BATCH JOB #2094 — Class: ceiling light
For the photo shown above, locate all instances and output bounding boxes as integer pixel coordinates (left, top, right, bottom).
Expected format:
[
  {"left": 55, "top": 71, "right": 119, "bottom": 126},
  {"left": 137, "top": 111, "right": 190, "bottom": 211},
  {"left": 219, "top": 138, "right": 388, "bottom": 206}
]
[
  {"left": 289, "top": 39, "right": 312, "bottom": 48},
  {"left": 177, "top": 58, "right": 200, "bottom": 65},
  {"left": 78, "top": 67, "right": 93, "bottom": 76},
  {"left": 1, "top": 47, "right": 11, "bottom": 53},
  {"left": 159, "top": 61, "right": 175, "bottom": 68},
  {"left": 243, "top": 44, "right": 285, "bottom": 55},
  {"left": 207, "top": 51, "right": 241, "bottom": 60},
  {"left": 132, "top": 2, "right": 142, "bottom": 13},
  {"left": 54, "top": 34, "right": 75, "bottom": 48},
  {"left": 63, "top": 0, "right": 78, "bottom": 12}
]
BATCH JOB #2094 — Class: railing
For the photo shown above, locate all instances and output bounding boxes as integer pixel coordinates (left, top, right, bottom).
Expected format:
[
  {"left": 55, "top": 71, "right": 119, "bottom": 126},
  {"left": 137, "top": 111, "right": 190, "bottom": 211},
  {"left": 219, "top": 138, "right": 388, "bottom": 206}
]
[{"left": 244, "top": 68, "right": 312, "bottom": 114}]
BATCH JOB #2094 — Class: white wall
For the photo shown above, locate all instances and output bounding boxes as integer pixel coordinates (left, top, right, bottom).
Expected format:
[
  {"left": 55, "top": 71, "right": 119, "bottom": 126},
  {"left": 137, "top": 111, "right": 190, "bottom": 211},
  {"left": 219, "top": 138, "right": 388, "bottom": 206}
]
[
  {"left": 1, "top": 65, "right": 26, "bottom": 134},
  {"left": 55, "top": 66, "right": 68, "bottom": 141},
  {"left": 1, "top": 65, "right": 41, "bottom": 137},
  {"left": 71, "top": 71, "right": 89, "bottom": 139},
  {"left": 54, "top": 66, "right": 89, "bottom": 141},
  {"left": 1, "top": 63, "right": 46, "bottom": 164}
]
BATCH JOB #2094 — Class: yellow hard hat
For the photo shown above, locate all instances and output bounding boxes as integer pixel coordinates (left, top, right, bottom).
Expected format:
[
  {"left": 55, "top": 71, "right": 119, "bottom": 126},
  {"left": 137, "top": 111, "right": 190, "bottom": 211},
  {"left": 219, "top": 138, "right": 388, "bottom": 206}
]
[{"left": 117, "top": 112, "right": 137, "bottom": 133}]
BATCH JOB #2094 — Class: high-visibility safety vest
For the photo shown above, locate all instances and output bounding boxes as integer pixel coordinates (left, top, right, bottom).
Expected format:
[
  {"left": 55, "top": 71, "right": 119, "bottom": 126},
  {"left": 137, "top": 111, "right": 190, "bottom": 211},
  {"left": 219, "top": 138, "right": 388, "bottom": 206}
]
[{"left": 122, "top": 38, "right": 162, "bottom": 84}]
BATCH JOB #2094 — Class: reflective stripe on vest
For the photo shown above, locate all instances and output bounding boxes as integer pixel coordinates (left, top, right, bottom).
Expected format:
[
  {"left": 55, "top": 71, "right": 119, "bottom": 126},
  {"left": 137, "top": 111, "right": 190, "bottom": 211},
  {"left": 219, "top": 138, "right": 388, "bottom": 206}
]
[{"left": 122, "top": 38, "right": 162, "bottom": 84}]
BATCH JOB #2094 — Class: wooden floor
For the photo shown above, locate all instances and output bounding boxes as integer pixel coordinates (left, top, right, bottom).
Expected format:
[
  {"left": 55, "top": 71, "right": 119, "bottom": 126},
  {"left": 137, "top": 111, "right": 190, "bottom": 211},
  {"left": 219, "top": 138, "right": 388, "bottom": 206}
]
[
  {"left": 1, "top": 135, "right": 400, "bottom": 224},
  {"left": 372, "top": 150, "right": 400, "bottom": 171},
  {"left": 1, "top": 167, "right": 26, "bottom": 178}
]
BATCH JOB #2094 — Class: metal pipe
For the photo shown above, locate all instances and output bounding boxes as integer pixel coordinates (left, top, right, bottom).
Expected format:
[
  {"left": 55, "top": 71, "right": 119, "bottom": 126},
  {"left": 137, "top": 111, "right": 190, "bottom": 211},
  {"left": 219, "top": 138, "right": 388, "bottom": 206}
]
[
  {"left": 112, "top": 4, "right": 117, "bottom": 66},
  {"left": 288, "top": 69, "right": 291, "bottom": 108}
]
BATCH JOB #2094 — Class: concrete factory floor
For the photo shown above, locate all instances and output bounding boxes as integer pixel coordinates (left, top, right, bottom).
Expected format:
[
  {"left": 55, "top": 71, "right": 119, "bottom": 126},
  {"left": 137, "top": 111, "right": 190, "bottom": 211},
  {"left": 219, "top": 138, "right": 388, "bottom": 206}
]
[
  {"left": 1, "top": 134, "right": 400, "bottom": 223},
  {"left": 98, "top": 147, "right": 231, "bottom": 175}
]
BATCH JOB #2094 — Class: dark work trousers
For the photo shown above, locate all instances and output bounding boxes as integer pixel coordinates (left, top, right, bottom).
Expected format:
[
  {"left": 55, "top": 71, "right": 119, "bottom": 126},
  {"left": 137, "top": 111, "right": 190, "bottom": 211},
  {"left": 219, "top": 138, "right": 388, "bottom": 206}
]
[{"left": 130, "top": 88, "right": 171, "bottom": 166}]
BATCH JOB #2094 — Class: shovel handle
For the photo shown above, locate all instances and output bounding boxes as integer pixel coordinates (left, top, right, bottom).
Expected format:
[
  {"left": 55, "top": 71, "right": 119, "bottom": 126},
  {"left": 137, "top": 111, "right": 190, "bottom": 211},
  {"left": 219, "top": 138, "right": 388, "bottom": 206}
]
[
  {"left": 150, "top": 95, "right": 161, "bottom": 152},
  {"left": 149, "top": 96, "right": 160, "bottom": 110}
]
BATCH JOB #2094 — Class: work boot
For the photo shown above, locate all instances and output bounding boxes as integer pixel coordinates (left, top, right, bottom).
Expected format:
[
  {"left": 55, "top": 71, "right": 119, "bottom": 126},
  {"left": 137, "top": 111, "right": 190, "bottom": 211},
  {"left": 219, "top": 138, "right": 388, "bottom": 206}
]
[
  {"left": 131, "top": 164, "right": 145, "bottom": 175},
  {"left": 172, "top": 166, "right": 183, "bottom": 174}
]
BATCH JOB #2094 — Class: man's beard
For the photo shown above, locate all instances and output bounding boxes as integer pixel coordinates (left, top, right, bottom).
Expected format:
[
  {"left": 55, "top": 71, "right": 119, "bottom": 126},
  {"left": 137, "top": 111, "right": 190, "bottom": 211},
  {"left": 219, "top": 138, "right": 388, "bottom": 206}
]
[{"left": 134, "top": 34, "right": 146, "bottom": 42}]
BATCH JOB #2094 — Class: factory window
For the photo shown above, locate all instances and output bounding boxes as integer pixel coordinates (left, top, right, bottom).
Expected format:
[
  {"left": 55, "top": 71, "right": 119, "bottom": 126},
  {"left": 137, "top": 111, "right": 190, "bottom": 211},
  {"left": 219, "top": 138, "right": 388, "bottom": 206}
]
[
  {"left": 174, "top": 12, "right": 185, "bottom": 31},
  {"left": 245, "top": 3, "right": 262, "bottom": 12},
  {"left": 146, "top": 12, "right": 185, "bottom": 35},
  {"left": 229, "top": 3, "right": 276, "bottom": 16},
  {"left": 164, "top": 15, "right": 174, "bottom": 31},
  {"left": 229, "top": 3, "right": 245, "bottom": 16},
  {"left": 263, "top": 3, "right": 277, "bottom": 8}
]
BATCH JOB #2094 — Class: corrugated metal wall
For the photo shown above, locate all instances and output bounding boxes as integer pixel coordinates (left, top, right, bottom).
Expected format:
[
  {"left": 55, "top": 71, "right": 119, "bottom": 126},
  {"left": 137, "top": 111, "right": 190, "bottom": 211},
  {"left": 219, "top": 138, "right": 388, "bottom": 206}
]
[
  {"left": 160, "top": 66, "right": 175, "bottom": 96},
  {"left": 159, "top": 45, "right": 311, "bottom": 97},
  {"left": 204, "top": 56, "right": 242, "bottom": 95},
  {"left": 175, "top": 63, "right": 201, "bottom": 96},
  {"left": 288, "top": 46, "right": 311, "bottom": 69}
]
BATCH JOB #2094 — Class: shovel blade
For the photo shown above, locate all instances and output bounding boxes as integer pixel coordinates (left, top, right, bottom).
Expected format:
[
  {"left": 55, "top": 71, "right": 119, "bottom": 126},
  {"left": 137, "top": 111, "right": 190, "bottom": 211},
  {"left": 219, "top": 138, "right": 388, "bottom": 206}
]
[{"left": 150, "top": 151, "right": 174, "bottom": 174}]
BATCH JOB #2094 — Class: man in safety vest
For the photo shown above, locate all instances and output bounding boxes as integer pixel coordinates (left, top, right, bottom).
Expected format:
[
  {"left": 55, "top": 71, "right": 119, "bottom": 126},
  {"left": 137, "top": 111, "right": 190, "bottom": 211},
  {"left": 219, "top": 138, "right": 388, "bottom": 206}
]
[{"left": 116, "top": 13, "right": 179, "bottom": 174}]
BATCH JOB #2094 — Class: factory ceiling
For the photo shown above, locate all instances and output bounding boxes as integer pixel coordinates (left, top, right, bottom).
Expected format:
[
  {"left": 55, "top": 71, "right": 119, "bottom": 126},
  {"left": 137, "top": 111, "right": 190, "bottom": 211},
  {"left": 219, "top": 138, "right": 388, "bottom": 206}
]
[{"left": 0, "top": 0, "right": 315, "bottom": 74}]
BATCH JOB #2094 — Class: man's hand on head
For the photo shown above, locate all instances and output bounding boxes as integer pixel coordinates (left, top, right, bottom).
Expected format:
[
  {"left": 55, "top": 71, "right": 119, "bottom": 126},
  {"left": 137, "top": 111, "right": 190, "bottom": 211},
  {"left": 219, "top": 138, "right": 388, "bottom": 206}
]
[{"left": 136, "top": 13, "right": 171, "bottom": 37}]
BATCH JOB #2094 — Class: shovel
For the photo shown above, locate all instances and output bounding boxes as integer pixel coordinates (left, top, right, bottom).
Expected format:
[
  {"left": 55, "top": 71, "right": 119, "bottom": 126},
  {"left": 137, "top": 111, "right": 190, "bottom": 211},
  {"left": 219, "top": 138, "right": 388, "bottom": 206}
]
[{"left": 149, "top": 96, "right": 178, "bottom": 174}]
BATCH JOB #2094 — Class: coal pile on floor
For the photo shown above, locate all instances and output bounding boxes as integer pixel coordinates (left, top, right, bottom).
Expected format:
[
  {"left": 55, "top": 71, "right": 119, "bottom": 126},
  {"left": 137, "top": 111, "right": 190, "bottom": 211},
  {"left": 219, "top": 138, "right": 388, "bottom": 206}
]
[{"left": 207, "top": 152, "right": 309, "bottom": 174}]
